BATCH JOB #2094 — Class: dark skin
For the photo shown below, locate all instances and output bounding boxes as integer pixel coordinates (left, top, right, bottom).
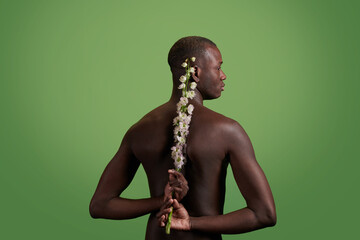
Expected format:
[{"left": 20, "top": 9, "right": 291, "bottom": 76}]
[{"left": 90, "top": 45, "right": 276, "bottom": 239}]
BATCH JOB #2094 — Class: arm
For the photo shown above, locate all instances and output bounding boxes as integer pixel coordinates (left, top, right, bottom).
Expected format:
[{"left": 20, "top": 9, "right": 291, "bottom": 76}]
[
  {"left": 190, "top": 121, "right": 277, "bottom": 233},
  {"left": 158, "top": 121, "right": 277, "bottom": 233},
  {"left": 89, "top": 129, "right": 163, "bottom": 219}
]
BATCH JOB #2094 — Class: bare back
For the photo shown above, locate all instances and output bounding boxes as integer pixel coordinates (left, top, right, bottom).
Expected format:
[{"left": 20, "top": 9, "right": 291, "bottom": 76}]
[
  {"left": 90, "top": 41, "right": 276, "bottom": 238},
  {"left": 128, "top": 101, "right": 235, "bottom": 240}
]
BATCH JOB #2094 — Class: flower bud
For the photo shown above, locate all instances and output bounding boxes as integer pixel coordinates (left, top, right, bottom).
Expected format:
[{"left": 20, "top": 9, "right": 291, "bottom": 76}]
[
  {"left": 190, "top": 82, "right": 197, "bottom": 89},
  {"left": 178, "top": 83, "right": 185, "bottom": 89},
  {"left": 179, "top": 75, "right": 187, "bottom": 83},
  {"left": 181, "top": 62, "right": 187, "bottom": 68},
  {"left": 187, "top": 104, "right": 194, "bottom": 114},
  {"left": 188, "top": 90, "right": 195, "bottom": 99},
  {"left": 191, "top": 57, "right": 196, "bottom": 62}
]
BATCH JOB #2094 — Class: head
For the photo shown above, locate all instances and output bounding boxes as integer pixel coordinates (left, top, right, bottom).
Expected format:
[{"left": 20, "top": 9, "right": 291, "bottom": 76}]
[{"left": 168, "top": 36, "right": 227, "bottom": 100}]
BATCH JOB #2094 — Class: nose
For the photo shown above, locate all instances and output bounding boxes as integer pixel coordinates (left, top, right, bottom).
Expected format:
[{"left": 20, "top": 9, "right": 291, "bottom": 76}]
[{"left": 220, "top": 69, "right": 226, "bottom": 81}]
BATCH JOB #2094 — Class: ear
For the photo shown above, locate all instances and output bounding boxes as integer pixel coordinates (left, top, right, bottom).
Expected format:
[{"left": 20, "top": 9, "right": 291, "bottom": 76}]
[{"left": 191, "top": 65, "right": 201, "bottom": 83}]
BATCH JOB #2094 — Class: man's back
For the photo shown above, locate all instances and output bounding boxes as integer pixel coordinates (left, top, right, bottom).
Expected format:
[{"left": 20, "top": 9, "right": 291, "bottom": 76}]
[
  {"left": 90, "top": 36, "right": 276, "bottom": 239},
  {"left": 128, "top": 101, "right": 235, "bottom": 239}
]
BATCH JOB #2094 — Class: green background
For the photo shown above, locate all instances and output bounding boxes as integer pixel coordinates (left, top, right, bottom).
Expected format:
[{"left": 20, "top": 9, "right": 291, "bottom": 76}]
[{"left": 1, "top": 0, "right": 359, "bottom": 239}]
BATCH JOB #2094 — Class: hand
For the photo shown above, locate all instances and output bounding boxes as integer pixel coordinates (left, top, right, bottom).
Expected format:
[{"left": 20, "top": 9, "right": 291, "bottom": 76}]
[
  {"left": 157, "top": 198, "right": 190, "bottom": 231},
  {"left": 163, "top": 169, "right": 189, "bottom": 202}
]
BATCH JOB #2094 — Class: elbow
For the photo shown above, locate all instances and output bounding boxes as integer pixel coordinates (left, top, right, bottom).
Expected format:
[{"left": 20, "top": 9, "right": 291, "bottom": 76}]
[
  {"left": 265, "top": 212, "right": 277, "bottom": 227},
  {"left": 89, "top": 199, "right": 102, "bottom": 219},
  {"left": 256, "top": 207, "right": 277, "bottom": 227}
]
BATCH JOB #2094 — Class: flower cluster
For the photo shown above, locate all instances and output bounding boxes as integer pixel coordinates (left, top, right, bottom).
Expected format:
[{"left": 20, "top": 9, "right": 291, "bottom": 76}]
[
  {"left": 171, "top": 56, "right": 197, "bottom": 171},
  {"left": 166, "top": 57, "right": 196, "bottom": 235}
]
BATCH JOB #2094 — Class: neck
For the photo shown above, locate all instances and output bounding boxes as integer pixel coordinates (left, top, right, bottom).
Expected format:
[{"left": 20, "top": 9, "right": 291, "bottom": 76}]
[{"left": 169, "top": 86, "right": 204, "bottom": 106}]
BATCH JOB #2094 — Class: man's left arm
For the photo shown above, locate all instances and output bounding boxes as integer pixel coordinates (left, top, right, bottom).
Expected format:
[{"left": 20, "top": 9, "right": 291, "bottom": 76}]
[
  {"left": 158, "top": 121, "right": 277, "bottom": 233},
  {"left": 190, "top": 121, "right": 276, "bottom": 233}
]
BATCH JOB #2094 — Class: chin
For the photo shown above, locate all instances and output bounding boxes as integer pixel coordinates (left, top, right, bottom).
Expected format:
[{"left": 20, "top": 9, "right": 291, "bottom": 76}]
[
  {"left": 205, "top": 94, "right": 221, "bottom": 100},
  {"left": 214, "top": 91, "right": 222, "bottom": 98}
]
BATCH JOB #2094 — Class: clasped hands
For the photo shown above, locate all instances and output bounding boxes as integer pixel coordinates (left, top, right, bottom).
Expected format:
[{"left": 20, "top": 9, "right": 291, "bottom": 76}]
[{"left": 157, "top": 169, "right": 191, "bottom": 231}]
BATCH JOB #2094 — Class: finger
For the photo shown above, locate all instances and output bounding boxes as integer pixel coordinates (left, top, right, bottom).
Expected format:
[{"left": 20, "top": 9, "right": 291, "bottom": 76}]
[
  {"left": 169, "top": 171, "right": 180, "bottom": 181},
  {"left": 169, "top": 180, "right": 188, "bottom": 189},
  {"left": 158, "top": 215, "right": 164, "bottom": 224},
  {"left": 156, "top": 207, "right": 171, "bottom": 218},
  {"left": 161, "top": 214, "right": 167, "bottom": 223},
  {"left": 168, "top": 173, "right": 177, "bottom": 183},
  {"left": 164, "top": 193, "right": 173, "bottom": 202},
  {"left": 173, "top": 199, "right": 180, "bottom": 209},
  {"left": 158, "top": 215, "right": 167, "bottom": 227},
  {"left": 165, "top": 198, "right": 173, "bottom": 208},
  {"left": 172, "top": 186, "right": 183, "bottom": 193},
  {"left": 169, "top": 180, "right": 183, "bottom": 187},
  {"left": 159, "top": 201, "right": 173, "bottom": 215},
  {"left": 169, "top": 174, "right": 188, "bottom": 186},
  {"left": 174, "top": 192, "right": 180, "bottom": 201},
  {"left": 168, "top": 169, "right": 177, "bottom": 174},
  {"left": 157, "top": 207, "right": 172, "bottom": 219},
  {"left": 159, "top": 198, "right": 173, "bottom": 213},
  {"left": 165, "top": 183, "right": 172, "bottom": 191},
  {"left": 160, "top": 215, "right": 166, "bottom": 227},
  {"left": 169, "top": 171, "right": 186, "bottom": 184},
  {"left": 169, "top": 170, "right": 187, "bottom": 182},
  {"left": 161, "top": 214, "right": 169, "bottom": 226}
]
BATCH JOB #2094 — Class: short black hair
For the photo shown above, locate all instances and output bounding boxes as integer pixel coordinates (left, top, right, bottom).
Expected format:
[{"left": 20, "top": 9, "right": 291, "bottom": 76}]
[{"left": 168, "top": 36, "right": 217, "bottom": 73}]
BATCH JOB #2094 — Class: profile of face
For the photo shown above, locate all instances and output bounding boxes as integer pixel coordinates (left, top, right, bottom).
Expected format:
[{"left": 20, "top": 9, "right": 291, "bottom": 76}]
[{"left": 192, "top": 45, "right": 227, "bottom": 100}]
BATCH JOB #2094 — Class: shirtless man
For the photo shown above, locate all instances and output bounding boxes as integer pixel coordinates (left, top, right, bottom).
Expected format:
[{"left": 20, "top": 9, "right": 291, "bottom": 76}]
[{"left": 89, "top": 36, "right": 276, "bottom": 240}]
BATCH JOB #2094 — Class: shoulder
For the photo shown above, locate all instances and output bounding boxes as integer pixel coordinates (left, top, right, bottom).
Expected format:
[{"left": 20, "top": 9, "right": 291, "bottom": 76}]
[
  {"left": 197, "top": 106, "right": 251, "bottom": 148},
  {"left": 123, "top": 103, "right": 170, "bottom": 139},
  {"left": 196, "top": 105, "right": 245, "bottom": 132}
]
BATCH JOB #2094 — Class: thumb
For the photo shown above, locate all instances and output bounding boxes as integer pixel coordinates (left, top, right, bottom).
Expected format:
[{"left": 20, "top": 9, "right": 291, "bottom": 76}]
[
  {"left": 169, "top": 173, "right": 175, "bottom": 182},
  {"left": 173, "top": 199, "right": 180, "bottom": 209}
]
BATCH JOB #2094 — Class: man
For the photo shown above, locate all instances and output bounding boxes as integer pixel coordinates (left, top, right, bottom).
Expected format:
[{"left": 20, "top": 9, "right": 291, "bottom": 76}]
[{"left": 90, "top": 36, "right": 276, "bottom": 240}]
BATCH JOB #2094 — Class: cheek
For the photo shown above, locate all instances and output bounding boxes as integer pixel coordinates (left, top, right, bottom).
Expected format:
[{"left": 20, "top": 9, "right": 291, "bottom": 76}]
[{"left": 198, "top": 71, "right": 220, "bottom": 95}]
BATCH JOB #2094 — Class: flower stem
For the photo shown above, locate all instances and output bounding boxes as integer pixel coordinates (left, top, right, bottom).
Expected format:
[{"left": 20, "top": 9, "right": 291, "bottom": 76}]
[
  {"left": 165, "top": 191, "right": 176, "bottom": 235},
  {"left": 165, "top": 206, "right": 173, "bottom": 234}
]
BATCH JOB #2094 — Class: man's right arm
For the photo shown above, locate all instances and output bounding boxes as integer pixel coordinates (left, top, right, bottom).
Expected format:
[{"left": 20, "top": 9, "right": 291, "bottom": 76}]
[
  {"left": 89, "top": 128, "right": 189, "bottom": 220},
  {"left": 89, "top": 129, "right": 164, "bottom": 219}
]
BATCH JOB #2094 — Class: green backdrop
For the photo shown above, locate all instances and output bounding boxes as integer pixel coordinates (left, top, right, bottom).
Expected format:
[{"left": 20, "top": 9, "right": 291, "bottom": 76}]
[{"left": 1, "top": 0, "right": 359, "bottom": 239}]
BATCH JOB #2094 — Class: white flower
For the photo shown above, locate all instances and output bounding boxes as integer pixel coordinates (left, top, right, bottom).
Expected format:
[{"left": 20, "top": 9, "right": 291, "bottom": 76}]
[
  {"left": 179, "top": 122, "right": 189, "bottom": 132},
  {"left": 176, "top": 136, "right": 185, "bottom": 144},
  {"left": 171, "top": 57, "right": 197, "bottom": 172},
  {"left": 174, "top": 158, "right": 184, "bottom": 171},
  {"left": 171, "top": 146, "right": 183, "bottom": 160},
  {"left": 190, "top": 82, "right": 197, "bottom": 89},
  {"left": 173, "top": 126, "right": 180, "bottom": 135},
  {"left": 187, "top": 90, "right": 195, "bottom": 99},
  {"left": 178, "top": 112, "right": 188, "bottom": 121},
  {"left": 173, "top": 116, "right": 180, "bottom": 125},
  {"left": 179, "top": 97, "right": 188, "bottom": 105},
  {"left": 178, "top": 83, "right": 185, "bottom": 89},
  {"left": 184, "top": 129, "right": 189, "bottom": 137},
  {"left": 183, "top": 115, "right": 191, "bottom": 125},
  {"left": 187, "top": 104, "right": 194, "bottom": 115},
  {"left": 176, "top": 102, "right": 183, "bottom": 112},
  {"left": 174, "top": 143, "right": 183, "bottom": 151},
  {"left": 179, "top": 75, "right": 187, "bottom": 83}
]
